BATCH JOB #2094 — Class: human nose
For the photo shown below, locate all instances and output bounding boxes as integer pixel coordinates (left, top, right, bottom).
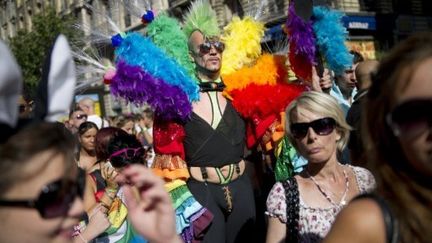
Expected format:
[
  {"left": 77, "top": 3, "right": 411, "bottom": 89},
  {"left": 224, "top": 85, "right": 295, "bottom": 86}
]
[{"left": 306, "top": 127, "right": 318, "bottom": 142}]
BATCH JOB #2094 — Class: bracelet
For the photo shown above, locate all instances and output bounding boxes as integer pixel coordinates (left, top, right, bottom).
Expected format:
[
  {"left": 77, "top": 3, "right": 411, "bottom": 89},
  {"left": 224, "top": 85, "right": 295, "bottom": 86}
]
[
  {"left": 77, "top": 232, "right": 88, "bottom": 243},
  {"left": 105, "top": 188, "right": 117, "bottom": 199}
]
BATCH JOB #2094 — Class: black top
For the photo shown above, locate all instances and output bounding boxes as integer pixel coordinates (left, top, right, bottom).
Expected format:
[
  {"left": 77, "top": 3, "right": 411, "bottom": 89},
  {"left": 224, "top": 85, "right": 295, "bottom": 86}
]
[{"left": 184, "top": 101, "right": 245, "bottom": 167}]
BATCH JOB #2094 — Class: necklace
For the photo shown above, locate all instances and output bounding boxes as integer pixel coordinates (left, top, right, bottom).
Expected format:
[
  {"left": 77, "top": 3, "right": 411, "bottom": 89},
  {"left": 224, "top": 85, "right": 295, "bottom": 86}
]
[{"left": 306, "top": 167, "right": 350, "bottom": 207}]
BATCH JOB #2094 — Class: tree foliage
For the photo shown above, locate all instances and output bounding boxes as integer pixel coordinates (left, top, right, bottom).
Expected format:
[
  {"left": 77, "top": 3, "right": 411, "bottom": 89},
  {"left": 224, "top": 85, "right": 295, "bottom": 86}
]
[{"left": 9, "top": 8, "right": 83, "bottom": 97}]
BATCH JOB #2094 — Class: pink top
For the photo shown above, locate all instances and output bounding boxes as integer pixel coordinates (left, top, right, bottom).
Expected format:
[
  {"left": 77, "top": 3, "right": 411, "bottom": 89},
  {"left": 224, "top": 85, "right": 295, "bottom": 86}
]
[{"left": 266, "top": 165, "right": 376, "bottom": 242}]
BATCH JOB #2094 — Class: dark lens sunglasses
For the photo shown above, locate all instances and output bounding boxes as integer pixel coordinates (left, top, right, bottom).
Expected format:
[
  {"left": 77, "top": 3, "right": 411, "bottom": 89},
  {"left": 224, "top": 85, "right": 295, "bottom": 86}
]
[
  {"left": 386, "top": 99, "right": 432, "bottom": 138},
  {"left": 0, "top": 173, "right": 85, "bottom": 219},
  {"left": 199, "top": 41, "right": 225, "bottom": 55},
  {"left": 290, "top": 117, "right": 337, "bottom": 139},
  {"left": 75, "top": 114, "right": 87, "bottom": 120}
]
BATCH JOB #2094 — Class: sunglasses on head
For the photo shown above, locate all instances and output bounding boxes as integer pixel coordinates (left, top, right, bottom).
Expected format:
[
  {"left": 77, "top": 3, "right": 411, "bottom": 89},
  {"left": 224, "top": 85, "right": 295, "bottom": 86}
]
[
  {"left": 198, "top": 41, "right": 225, "bottom": 55},
  {"left": 109, "top": 147, "right": 143, "bottom": 161},
  {"left": 75, "top": 114, "right": 87, "bottom": 120},
  {"left": 386, "top": 99, "right": 432, "bottom": 138},
  {"left": 290, "top": 117, "right": 337, "bottom": 139},
  {"left": 0, "top": 174, "right": 84, "bottom": 219}
]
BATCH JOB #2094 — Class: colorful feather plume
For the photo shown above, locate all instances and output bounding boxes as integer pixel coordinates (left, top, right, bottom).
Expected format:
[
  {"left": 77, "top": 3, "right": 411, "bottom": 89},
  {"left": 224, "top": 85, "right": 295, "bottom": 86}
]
[
  {"left": 221, "top": 16, "right": 265, "bottom": 75},
  {"left": 286, "top": 1, "right": 316, "bottom": 81},
  {"left": 115, "top": 32, "right": 199, "bottom": 102},
  {"left": 183, "top": 0, "right": 220, "bottom": 38},
  {"left": 312, "top": 6, "right": 353, "bottom": 75},
  {"left": 223, "top": 54, "right": 287, "bottom": 93},
  {"left": 230, "top": 83, "right": 305, "bottom": 119},
  {"left": 146, "top": 13, "right": 197, "bottom": 82},
  {"left": 111, "top": 60, "right": 192, "bottom": 122}
]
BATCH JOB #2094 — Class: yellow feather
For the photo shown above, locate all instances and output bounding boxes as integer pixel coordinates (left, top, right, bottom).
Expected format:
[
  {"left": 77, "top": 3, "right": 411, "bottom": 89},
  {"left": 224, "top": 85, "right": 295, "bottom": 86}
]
[{"left": 221, "top": 16, "right": 265, "bottom": 76}]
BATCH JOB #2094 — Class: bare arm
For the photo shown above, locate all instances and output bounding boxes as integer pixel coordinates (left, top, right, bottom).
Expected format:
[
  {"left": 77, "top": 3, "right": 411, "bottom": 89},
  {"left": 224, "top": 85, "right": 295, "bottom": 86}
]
[
  {"left": 266, "top": 217, "right": 286, "bottom": 243},
  {"left": 324, "top": 199, "right": 386, "bottom": 243}
]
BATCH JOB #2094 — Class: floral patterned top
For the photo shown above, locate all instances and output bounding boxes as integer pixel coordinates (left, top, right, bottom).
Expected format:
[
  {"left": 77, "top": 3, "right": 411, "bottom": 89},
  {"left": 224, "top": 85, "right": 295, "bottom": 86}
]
[{"left": 266, "top": 165, "right": 376, "bottom": 242}]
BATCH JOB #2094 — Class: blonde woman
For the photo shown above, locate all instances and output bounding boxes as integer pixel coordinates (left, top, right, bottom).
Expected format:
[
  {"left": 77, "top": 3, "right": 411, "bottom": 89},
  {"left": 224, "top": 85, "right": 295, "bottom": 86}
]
[{"left": 266, "top": 91, "right": 375, "bottom": 243}]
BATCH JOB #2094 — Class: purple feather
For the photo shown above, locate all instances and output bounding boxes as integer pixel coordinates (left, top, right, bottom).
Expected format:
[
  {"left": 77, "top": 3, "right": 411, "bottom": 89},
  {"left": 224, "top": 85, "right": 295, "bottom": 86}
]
[
  {"left": 111, "top": 60, "right": 192, "bottom": 122},
  {"left": 287, "top": 1, "right": 316, "bottom": 66}
]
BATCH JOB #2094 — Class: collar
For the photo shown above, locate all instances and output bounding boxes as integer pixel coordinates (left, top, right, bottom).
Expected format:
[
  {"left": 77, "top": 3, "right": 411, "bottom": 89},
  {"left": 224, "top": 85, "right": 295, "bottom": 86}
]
[{"left": 198, "top": 77, "right": 225, "bottom": 92}]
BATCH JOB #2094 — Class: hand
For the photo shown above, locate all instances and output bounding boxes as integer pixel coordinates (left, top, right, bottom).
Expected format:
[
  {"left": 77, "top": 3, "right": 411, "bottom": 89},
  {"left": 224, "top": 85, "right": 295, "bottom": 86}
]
[
  {"left": 311, "top": 67, "right": 332, "bottom": 93},
  {"left": 81, "top": 204, "right": 111, "bottom": 241},
  {"left": 102, "top": 162, "right": 118, "bottom": 190},
  {"left": 115, "top": 165, "right": 181, "bottom": 243}
]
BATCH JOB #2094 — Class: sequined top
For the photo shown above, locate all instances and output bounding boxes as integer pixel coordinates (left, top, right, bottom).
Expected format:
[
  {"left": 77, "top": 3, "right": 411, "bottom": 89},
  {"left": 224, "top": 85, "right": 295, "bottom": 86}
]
[{"left": 266, "top": 165, "right": 376, "bottom": 242}]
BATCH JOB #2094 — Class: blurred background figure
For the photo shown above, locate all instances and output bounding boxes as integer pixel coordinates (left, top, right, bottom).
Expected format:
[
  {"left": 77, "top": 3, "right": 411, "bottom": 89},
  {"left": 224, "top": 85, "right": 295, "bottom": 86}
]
[
  {"left": 137, "top": 108, "right": 154, "bottom": 167},
  {"left": 76, "top": 121, "right": 98, "bottom": 172},
  {"left": 113, "top": 115, "right": 136, "bottom": 135},
  {"left": 346, "top": 60, "right": 379, "bottom": 166},
  {"left": 325, "top": 32, "right": 432, "bottom": 243},
  {"left": 78, "top": 98, "right": 108, "bottom": 129},
  {"left": 67, "top": 107, "right": 88, "bottom": 135}
]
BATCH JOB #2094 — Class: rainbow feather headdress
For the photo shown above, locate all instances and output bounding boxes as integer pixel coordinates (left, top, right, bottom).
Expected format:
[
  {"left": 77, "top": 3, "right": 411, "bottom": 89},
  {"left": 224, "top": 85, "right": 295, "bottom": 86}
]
[
  {"left": 183, "top": 0, "right": 220, "bottom": 38},
  {"left": 286, "top": 1, "right": 353, "bottom": 81}
]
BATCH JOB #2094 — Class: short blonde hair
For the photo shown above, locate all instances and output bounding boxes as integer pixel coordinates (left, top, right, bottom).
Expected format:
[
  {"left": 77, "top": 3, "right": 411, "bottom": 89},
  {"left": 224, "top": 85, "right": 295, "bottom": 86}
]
[{"left": 285, "top": 91, "right": 351, "bottom": 153}]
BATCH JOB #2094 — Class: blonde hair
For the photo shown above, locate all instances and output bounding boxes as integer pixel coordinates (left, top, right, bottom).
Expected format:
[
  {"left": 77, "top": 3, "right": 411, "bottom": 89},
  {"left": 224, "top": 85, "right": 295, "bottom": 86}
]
[{"left": 285, "top": 91, "right": 351, "bottom": 153}]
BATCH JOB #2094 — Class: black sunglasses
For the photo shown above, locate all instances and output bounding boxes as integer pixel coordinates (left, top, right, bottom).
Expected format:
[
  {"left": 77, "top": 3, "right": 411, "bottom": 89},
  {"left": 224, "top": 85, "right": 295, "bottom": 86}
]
[
  {"left": 0, "top": 173, "right": 85, "bottom": 219},
  {"left": 290, "top": 117, "right": 337, "bottom": 139},
  {"left": 386, "top": 99, "right": 432, "bottom": 138},
  {"left": 198, "top": 41, "right": 225, "bottom": 55},
  {"left": 75, "top": 114, "right": 87, "bottom": 120}
]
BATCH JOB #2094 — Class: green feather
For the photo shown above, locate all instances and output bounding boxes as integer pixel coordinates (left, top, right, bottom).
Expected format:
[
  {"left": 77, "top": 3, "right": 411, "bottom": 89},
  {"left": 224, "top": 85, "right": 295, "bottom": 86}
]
[
  {"left": 183, "top": 0, "right": 220, "bottom": 38},
  {"left": 146, "top": 13, "right": 197, "bottom": 82}
]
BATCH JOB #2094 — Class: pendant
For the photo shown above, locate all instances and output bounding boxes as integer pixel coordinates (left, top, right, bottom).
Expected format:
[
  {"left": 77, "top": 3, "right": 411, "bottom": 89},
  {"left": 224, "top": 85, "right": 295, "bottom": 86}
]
[{"left": 340, "top": 200, "right": 346, "bottom": 206}]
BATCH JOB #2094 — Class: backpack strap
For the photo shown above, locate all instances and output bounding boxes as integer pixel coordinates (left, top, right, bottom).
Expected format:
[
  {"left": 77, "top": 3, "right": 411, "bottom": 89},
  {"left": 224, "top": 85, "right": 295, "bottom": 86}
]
[
  {"left": 354, "top": 194, "right": 399, "bottom": 243},
  {"left": 282, "top": 177, "right": 300, "bottom": 243}
]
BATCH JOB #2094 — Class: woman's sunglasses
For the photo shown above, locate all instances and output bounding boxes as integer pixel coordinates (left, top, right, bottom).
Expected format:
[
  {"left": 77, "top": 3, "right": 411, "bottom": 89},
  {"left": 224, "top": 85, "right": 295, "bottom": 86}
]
[
  {"left": 386, "top": 99, "right": 432, "bottom": 138},
  {"left": 0, "top": 173, "right": 84, "bottom": 219},
  {"left": 290, "top": 117, "right": 336, "bottom": 139},
  {"left": 198, "top": 41, "right": 225, "bottom": 55}
]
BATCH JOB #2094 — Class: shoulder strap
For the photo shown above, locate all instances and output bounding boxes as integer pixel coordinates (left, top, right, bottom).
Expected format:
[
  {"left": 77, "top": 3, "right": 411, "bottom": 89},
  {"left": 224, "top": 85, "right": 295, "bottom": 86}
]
[
  {"left": 282, "top": 177, "right": 300, "bottom": 243},
  {"left": 354, "top": 194, "right": 399, "bottom": 243}
]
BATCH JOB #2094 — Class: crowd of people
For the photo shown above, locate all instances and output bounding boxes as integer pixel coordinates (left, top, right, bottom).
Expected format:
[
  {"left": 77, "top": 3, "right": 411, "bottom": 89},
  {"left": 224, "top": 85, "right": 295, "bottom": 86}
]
[{"left": 0, "top": 1, "right": 431, "bottom": 243}]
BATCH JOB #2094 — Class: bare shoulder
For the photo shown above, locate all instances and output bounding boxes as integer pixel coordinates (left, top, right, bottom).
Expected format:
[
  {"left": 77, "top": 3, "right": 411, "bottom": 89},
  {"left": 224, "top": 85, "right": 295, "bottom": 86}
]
[{"left": 324, "top": 197, "right": 386, "bottom": 243}]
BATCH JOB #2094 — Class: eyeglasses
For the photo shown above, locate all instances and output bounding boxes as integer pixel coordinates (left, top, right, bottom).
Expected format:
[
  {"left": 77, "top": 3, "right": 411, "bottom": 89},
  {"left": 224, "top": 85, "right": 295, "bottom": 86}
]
[
  {"left": 386, "top": 99, "right": 432, "bottom": 138},
  {"left": 75, "top": 114, "right": 87, "bottom": 120},
  {"left": 198, "top": 41, "right": 225, "bottom": 55},
  {"left": 0, "top": 175, "right": 84, "bottom": 219},
  {"left": 109, "top": 147, "right": 143, "bottom": 161},
  {"left": 290, "top": 117, "right": 336, "bottom": 139}
]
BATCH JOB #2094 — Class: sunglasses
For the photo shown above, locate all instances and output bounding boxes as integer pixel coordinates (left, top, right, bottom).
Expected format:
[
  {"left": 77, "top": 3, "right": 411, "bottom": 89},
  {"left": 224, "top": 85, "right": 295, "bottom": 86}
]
[
  {"left": 109, "top": 147, "right": 144, "bottom": 167},
  {"left": 75, "top": 114, "right": 87, "bottom": 120},
  {"left": 290, "top": 117, "right": 336, "bottom": 139},
  {"left": 198, "top": 41, "right": 225, "bottom": 55},
  {"left": 0, "top": 174, "right": 84, "bottom": 219},
  {"left": 386, "top": 99, "right": 432, "bottom": 138}
]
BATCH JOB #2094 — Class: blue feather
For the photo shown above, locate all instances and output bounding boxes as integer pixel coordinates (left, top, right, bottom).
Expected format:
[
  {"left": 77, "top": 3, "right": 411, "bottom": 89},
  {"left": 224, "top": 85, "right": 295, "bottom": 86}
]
[
  {"left": 313, "top": 6, "right": 353, "bottom": 75},
  {"left": 115, "top": 32, "right": 199, "bottom": 102}
]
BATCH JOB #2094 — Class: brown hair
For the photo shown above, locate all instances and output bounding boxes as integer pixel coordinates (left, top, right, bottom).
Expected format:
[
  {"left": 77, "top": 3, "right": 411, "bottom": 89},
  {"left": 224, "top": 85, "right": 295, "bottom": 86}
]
[
  {"left": 362, "top": 32, "right": 432, "bottom": 242},
  {"left": 94, "top": 127, "right": 128, "bottom": 162},
  {"left": 0, "top": 122, "right": 75, "bottom": 195}
]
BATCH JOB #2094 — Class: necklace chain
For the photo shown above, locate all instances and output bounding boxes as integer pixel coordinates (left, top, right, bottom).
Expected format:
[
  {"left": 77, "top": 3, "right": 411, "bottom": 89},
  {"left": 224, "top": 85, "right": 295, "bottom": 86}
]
[{"left": 306, "top": 167, "right": 350, "bottom": 207}]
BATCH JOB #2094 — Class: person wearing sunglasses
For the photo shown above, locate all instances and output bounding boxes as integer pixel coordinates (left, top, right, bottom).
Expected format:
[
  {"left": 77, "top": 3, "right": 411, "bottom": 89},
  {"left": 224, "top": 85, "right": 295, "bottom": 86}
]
[
  {"left": 324, "top": 33, "right": 432, "bottom": 243},
  {"left": 266, "top": 91, "right": 375, "bottom": 243},
  {"left": 68, "top": 107, "right": 88, "bottom": 135},
  {"left": 180, "top": 9, "right": 256, "bottom": 243},
  {"left": 0, "top": 122, "right": 84, "bottom": 243},
  {"left": 83, "top": 130, "right": 147, "bottom": 242}
]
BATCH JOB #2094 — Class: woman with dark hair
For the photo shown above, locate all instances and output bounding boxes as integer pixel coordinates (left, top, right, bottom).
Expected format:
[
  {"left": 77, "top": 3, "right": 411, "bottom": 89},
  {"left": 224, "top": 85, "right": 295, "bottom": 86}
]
[
  {"left": 77, "top": 122, "right": 98, "bottom": 171},
  {"left": 83, "top": 127, "right": 146, "bottom": 242},
  {"left": 325, "top": 32, "right": 432, "bottom": 243},
  {"left": 0, "top": 122, "right": 84, "bottom": 243}
]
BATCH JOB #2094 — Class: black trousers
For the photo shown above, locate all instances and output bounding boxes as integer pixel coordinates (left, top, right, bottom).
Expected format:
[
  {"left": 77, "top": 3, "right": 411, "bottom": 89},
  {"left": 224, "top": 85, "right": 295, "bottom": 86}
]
[{"left": 187, "top": 174, "right": 256, "bottom": 243}]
